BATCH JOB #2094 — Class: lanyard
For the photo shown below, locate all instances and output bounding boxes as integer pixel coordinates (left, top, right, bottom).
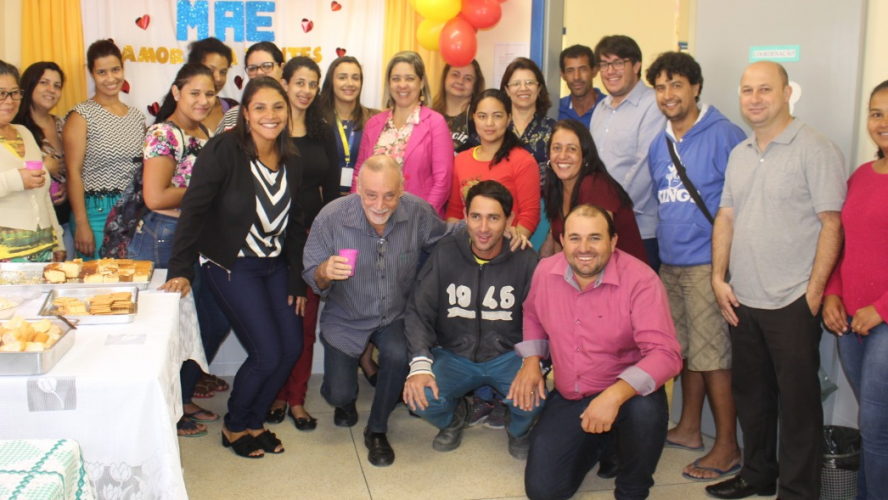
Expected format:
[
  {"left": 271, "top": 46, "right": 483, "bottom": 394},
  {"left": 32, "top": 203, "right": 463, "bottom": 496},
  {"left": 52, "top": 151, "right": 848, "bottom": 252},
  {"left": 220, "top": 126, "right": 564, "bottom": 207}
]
[{"left": 335, "top": 116, "right": 355, "bottom": 167}]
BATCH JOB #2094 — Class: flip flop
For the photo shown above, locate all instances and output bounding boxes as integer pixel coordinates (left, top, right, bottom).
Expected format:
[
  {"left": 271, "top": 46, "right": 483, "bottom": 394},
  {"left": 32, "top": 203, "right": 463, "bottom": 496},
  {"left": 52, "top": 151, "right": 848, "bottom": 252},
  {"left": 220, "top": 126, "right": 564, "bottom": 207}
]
[
  {"left": 177, "top": 418, "right": 207, "bottom": 438},
  {"left": 664, "top": 438, "right": 705, "bottom": 452},
  {"left": 185, "top": 408, "right": 220, "bottom": 423},
  {"left": 680, "top": 459, "right": 741, "bottom": 482},
  {"left": 205, "top": 373, "right": 229, "bottom": 392},
  {"left": 192, "top": 378, "right": 215, "bottom": 399}
]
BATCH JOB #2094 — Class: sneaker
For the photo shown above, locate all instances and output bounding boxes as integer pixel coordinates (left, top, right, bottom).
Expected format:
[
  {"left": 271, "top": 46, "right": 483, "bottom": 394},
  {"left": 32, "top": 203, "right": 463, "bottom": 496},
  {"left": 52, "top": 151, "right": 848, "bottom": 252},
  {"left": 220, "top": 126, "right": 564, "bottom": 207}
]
[
  {"left": 432, "top": 399, "right": 467, "bottom": 452},
  {"left": 483, "top": 400, "right": 506, "bottom": 429},
  {"left": 508, "top": 431, "right": 530, "bottom": 460},
  {"left": 466, "top": 396, "right": 494, "bottom": 427}
]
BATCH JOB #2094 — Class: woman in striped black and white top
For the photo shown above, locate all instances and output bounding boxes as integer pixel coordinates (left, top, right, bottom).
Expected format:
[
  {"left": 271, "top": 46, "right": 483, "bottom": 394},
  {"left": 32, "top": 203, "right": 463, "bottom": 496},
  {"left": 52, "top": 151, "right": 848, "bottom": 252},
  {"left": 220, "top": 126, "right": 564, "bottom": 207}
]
[{"left": 165, "top": 76, "right": 307, "bottom": 459}]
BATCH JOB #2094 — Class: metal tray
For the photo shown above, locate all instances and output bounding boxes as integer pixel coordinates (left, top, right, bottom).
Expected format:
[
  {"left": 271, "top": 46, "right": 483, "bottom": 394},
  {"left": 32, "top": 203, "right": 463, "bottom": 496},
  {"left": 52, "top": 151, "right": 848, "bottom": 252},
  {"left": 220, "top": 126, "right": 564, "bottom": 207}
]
[
  {"left": 0, "top": 262, "right": 154, "bottom": 291},
  {"left": 0, "top": 318, "right": 76, "bottom": 375},
  {"left": 38, "top": 287, "right": 138, "bottom": 325}
]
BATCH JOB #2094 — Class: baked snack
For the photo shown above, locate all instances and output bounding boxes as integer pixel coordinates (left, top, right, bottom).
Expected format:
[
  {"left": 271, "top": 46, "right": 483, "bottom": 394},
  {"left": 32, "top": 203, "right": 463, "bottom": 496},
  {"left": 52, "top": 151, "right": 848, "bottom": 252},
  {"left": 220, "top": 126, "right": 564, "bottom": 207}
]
[
  {"left": 43, "top": 263, "right": 66, "bottom": 284},
  {"left": 60, "top": 259, "right": 82, "bottom": 279}
]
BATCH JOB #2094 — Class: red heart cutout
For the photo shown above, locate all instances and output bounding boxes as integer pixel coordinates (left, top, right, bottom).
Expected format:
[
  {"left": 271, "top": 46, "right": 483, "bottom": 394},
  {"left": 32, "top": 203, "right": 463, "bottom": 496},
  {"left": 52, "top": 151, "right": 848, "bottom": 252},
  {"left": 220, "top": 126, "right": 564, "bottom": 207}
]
[
  {"left": 336, "top": 47, "right": 347, "bottom": 57},
  {"left": 234, "top": 75, "right": 243, "bottom": 90},
  {"left": 135, "top": 15, "right": 150, "bottom": 30},
  {"left": 331, "top": 1, "right": 342, "bottom": 11},
  {"left": 301, "top": 18, "right": 314, "bottom": 33},
  {"left": 147, "top": 102, "right": 160, "bottom": 117},
  {"left": 121, "top": 80, "right": 131, "bottom": 94}
]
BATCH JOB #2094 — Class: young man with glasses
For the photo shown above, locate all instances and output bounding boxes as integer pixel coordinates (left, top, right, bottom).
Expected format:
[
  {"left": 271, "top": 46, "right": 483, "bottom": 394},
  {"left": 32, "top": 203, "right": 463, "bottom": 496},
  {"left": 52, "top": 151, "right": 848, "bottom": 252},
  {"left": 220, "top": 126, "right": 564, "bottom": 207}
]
[{"left": 589, "top": 35, "right": 666, "bottom": 273}]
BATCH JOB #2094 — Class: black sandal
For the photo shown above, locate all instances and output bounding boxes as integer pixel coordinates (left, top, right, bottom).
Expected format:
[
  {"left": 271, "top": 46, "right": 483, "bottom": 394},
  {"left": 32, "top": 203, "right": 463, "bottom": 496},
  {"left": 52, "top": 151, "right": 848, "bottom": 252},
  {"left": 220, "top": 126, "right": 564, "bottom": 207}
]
[
  {"left": 253, "top": 430, "right": 285, "bottom": 454},
  {"left": 289, "top": 409, "right": 318, "bottom": 431},
  {"left": 222, "top": 432, "right": 264, "bottom": 459},
  {"left": 265, "top": 404, "right": 287, "bottom": 424}
]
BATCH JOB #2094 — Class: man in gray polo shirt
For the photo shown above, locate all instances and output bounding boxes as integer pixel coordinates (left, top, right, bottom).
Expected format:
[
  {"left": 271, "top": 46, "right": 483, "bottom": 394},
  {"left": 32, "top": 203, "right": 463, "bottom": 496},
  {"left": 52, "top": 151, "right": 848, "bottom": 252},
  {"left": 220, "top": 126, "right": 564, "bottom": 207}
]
[
  {"left": 707, "top": 61, "right": 846, "bottom": 500},
  {"left": 590, "top": 35, "right": 667, "bottom": 272}
]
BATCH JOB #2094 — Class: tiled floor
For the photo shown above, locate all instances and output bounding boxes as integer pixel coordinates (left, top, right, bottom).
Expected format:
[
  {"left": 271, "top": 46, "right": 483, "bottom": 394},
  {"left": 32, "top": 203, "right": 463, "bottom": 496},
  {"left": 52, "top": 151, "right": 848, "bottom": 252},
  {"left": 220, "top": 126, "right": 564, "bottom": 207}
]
[{"left": 180, "top": 377, "right": 775, "bottom": 500}]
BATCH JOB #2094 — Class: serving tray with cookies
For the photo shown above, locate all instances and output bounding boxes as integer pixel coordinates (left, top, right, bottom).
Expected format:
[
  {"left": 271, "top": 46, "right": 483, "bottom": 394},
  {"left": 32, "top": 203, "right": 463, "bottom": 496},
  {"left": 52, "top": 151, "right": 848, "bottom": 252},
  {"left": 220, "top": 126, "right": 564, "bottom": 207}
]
[
  {"left": 38, "top": 287, "right": 139, "bottom": 324},
  {"left": 0, "top": 259, "right": 155, "bottom": 291}
]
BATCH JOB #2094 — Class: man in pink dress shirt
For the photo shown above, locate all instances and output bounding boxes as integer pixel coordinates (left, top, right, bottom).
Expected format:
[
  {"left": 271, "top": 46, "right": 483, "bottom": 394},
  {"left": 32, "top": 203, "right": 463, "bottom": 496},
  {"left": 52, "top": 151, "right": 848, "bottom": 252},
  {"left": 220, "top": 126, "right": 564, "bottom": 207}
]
[{"left": 510, "top": 204, "right": 682, "bottom": 500}]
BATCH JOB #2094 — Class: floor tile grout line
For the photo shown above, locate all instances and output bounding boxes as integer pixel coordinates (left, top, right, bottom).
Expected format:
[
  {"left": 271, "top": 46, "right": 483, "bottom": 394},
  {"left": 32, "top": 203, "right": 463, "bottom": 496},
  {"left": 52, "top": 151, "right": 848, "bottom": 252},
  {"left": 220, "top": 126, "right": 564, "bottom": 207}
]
[{"left": 351, "top": 426, "right": 375, "bottom": 500}]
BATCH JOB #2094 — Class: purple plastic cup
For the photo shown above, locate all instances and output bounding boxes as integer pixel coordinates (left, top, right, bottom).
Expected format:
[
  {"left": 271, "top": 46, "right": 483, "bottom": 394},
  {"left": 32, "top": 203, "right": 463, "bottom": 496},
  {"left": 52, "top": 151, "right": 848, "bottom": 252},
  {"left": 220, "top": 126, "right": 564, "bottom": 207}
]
[
  {"left": 25, "top": 161, "right": 43, "bottom": 171},
  {"left": 338, "top": 248, "right": 358, "bottom": 277}
]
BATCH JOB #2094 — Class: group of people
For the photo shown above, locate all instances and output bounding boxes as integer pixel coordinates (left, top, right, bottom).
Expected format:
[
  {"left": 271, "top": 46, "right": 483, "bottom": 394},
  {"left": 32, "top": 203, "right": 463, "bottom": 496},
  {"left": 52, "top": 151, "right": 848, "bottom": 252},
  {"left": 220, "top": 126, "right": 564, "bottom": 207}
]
[{"left": 0, "top": 29, "right": 885, "bottom": 500}]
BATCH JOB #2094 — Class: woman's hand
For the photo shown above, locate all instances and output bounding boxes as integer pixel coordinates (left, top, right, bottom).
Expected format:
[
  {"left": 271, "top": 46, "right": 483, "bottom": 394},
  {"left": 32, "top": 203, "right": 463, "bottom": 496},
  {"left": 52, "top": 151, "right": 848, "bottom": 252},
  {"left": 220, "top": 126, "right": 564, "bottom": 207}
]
[
  {"left": 51, "top": 181, "right": 68, "bottom": 205},
  {"left": 288, "top": 295, "right": 306, "bottom": 316},
  {"left": 74, "top": 223, "right": 95, "bottom": 257},
  {"left": 850, "top": 305, "right": 883, "bottom": 336},
  {"left": 159, "top": 277, "right": 191, "bottom": 297},
  {"left": 822, "top": 295, "right": 848, "bottom": 335},
  {"left": 52, "top": 250, "right": 66, "bottom": 262},
  {"left": 19, "top": 169, "right": 46, "bottom": 190}
]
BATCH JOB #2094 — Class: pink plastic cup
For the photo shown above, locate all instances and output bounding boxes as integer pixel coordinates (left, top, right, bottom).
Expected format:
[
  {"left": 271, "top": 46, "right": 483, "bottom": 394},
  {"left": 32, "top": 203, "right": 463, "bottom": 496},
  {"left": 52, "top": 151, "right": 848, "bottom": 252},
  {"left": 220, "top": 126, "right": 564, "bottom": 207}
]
[
  {"left": 25, "top": 161, "right": 43, "bottom": 171},
  {"left": 338, "top": 248, "right": 358, "bottom": 277}
]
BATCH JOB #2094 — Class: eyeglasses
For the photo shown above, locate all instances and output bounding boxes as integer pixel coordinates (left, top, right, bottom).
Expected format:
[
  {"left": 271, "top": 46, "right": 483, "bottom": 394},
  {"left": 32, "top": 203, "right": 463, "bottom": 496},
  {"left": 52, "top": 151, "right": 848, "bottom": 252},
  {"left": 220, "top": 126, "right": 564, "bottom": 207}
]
[
  {"left": 506, "top": 79, "right": 539, "bottom": 89},
  {"left": 245, "top": 62, "right": 278, "bottom": 76},
  {"left": 0, "top": 89, "right": 24, "bottom": 101},
  {"left": 597, "top": 59, "right": 632, "bottom": 72}
]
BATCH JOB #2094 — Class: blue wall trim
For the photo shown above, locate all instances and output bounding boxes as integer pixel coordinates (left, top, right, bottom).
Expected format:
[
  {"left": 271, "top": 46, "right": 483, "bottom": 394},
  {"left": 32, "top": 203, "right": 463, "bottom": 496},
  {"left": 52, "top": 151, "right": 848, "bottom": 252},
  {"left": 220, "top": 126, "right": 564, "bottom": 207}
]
[{"left": 530, "top": 0, "right": 546, "bottom": 66}]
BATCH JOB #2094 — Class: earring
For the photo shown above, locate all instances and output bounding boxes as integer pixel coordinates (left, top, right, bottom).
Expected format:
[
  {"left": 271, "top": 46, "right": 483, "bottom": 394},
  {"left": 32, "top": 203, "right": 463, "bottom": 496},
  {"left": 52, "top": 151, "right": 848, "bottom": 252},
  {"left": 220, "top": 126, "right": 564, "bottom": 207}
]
[{"left": 245, "top": 121, "right": 251, "bottom": 133}]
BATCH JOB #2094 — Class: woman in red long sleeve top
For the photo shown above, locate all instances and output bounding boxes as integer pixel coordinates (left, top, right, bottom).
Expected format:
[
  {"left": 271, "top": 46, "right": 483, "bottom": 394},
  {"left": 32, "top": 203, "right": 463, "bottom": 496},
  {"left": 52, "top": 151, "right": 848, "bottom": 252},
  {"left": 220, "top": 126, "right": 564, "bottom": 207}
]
[
  {"left": 445, "top": 89, "right": 540, "bottom": 237},
  {"left": 822, "top": 80, "right": 888, "bottom": 499}
]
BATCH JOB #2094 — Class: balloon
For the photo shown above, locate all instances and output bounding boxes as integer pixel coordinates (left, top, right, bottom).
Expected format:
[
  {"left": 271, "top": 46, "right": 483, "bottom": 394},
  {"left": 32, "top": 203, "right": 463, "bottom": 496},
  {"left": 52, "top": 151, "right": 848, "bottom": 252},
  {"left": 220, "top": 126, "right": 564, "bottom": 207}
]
[
  {"left": 460, "top": 0, "right": 501, "bottom": 30},
  {"left": 416, "top": 0, "right": 462, "bottom": 22},
  {"left": 417, "top": 18, "right": 445, "bottom": 51},
  {"left": 439, "top": 16, "right": 477, "bottom": 67}
]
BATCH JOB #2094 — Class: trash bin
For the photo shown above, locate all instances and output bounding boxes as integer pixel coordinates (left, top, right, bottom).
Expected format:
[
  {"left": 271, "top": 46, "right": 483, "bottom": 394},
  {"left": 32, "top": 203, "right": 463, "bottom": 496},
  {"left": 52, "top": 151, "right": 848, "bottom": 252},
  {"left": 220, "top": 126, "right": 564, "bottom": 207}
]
[{"left": 821, "top": 425, "right": 860, "bottom": 500}]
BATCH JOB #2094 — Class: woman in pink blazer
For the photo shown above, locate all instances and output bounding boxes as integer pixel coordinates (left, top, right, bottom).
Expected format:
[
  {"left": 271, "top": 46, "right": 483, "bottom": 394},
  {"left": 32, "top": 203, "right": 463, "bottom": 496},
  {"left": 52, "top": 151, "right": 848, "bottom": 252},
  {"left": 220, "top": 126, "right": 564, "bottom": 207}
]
[{"left": 352, "top": 51, "right": 454, "bottom": 216}]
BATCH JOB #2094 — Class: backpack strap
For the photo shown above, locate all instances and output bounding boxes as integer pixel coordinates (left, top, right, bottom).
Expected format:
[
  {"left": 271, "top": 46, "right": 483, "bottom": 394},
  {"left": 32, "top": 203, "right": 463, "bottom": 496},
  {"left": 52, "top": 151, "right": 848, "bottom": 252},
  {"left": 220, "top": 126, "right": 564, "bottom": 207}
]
[{"left": 665, "top": 136, "right": 715, "bottom": 225}]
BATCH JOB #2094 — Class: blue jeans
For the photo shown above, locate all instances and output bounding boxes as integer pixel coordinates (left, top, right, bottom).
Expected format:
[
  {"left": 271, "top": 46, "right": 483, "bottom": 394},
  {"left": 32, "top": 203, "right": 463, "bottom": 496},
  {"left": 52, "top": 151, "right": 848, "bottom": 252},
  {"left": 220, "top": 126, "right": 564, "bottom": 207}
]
[
  {"left": 71, "top": 193, "right": 119, "bottom": 260},
  {"left": 320, "top": 320, "right": 409, "bottom": 434},
  {"left": 838, "top": 321, "right": 888, "bottom": 500},
  {"left": 642, "top": 237, "right": 661, "bottom": 274},
  {"left": 414, "top": 349, "right": 542, "bottom": 436},
  {"left": 525, "top": 387, "right": 668, "bottom": 500},
  {"left": 128, "top": 212, "right": 231, "bottom": 405},
  {"left": 203, "top": 257, "right": 303, "bottom": 432}
]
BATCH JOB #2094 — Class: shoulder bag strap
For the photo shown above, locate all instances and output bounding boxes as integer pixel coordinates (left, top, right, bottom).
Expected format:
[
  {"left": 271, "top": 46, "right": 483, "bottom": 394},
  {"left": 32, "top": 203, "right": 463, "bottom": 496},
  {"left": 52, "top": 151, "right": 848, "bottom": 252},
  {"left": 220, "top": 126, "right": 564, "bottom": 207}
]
[{"left": 665, "top": 136, "right": 715, "bottom": 225}]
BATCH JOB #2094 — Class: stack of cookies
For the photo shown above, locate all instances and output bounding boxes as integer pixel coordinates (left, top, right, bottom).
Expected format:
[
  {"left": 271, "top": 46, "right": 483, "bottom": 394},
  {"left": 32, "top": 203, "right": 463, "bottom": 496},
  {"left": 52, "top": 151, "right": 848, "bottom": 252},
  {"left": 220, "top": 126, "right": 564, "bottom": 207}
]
[
  {"left": 87, "top": 292, "right": 135, "bottom": 315},
  {"left": 51, "top": 297, "right": 89, "bottom": 315}
]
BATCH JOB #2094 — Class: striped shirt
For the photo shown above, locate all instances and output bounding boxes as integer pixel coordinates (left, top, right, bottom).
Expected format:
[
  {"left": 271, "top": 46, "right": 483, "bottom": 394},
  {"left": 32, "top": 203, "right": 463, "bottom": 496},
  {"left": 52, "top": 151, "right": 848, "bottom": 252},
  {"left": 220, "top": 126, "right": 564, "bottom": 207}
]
[
  {"left": 303, "top": 193, "right": 464, "bottom": 357},
  {"left": 239, "top": 160, "right": 291, "bottom": 258}
]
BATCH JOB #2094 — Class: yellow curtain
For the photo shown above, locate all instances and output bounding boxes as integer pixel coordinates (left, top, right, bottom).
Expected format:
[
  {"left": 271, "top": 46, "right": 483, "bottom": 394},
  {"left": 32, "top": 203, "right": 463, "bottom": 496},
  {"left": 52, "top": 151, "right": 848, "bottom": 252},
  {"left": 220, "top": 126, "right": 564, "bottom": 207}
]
[
  {"left": 383, "top": 0, "right": 445, "bottom": 107},
  {"left": 21, "top": 0, "right": 86, "bottom": 116}
]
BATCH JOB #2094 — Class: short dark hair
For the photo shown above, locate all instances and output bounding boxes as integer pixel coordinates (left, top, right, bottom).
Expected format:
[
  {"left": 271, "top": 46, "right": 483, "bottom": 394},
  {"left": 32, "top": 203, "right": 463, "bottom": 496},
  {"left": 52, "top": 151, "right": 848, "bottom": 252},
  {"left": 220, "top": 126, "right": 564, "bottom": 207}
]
[
  {"left": 87, "top": 39, "right": 122, "bottom": 71},
  {"left": 594, "top": 35, "right": 642, "bottom": 78},
  {"left": 559, "top": 45, "right": 595, "bottom": 73},
  {"left": 245, "top": 42, "right": 284, "bottom": 67},
  {"left": 187, "top": 37, "right": 234, "bottom": 67},
  {"left": 465, "top": 180, "right": 514, "bottom": 219},
  {"left": 233, "top": 76, "right": 296, "bottom": 164},
  {"left": 499, "top": 57, "right": 551, "bottom": 116},
  {"left": 564, "top": 204, "right": 616, "bottom": 238},
  {"left": 14, "top": 62, "right": 66, "bottom": 143},
  {"left": 872, "top": 80, "right": 888, "bottom": 160},
  {"left": 0, "top": 59, "right": 21, "bottom": 85},
  {"left": 645, "top": 52, "right": 704, "bottom": 102}
]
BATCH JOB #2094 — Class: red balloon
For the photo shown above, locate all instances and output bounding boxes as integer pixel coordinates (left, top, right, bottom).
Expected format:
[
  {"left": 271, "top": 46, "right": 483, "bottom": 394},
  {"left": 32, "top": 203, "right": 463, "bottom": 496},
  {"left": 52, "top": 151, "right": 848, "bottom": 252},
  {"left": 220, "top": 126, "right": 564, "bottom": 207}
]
[
  {"left": 439, "top": 17, "right": 478, "bottom": 67},
  {"left": 461, "top": 0, "right": 501, "bottom": 29}
]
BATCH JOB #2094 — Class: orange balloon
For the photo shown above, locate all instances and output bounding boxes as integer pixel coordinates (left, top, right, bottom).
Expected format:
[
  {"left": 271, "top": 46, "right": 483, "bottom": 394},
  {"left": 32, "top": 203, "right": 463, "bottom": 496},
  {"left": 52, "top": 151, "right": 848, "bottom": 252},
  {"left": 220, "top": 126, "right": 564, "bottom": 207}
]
[{"left": 439, "top": 16, "right": 477, "bottom": 67}]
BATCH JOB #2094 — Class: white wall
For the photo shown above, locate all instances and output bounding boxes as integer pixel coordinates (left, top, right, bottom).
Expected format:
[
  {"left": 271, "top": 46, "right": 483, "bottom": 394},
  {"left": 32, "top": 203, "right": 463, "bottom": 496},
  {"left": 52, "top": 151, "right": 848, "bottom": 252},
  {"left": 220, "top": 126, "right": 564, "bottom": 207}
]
[{"left": 0, "top": 0, "right": 23, "bottom": 66}]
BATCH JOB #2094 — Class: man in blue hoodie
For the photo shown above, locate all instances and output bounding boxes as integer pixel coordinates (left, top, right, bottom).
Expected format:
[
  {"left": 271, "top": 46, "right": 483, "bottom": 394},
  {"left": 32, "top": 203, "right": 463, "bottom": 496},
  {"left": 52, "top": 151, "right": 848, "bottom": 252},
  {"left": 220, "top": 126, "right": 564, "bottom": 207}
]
[{"left": 646, "top": 52, "right": 747, "bottom": 483}]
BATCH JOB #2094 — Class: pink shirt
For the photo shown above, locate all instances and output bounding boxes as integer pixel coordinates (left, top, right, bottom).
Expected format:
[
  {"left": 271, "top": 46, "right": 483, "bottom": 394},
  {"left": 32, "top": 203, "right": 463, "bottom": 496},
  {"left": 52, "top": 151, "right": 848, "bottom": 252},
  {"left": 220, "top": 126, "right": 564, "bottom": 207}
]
[
  {"left": 825, "top": 162, "right": 888, "bottom": 320},
  {"left": 518, "top": 250, "right": 682, "bottom": 399}
]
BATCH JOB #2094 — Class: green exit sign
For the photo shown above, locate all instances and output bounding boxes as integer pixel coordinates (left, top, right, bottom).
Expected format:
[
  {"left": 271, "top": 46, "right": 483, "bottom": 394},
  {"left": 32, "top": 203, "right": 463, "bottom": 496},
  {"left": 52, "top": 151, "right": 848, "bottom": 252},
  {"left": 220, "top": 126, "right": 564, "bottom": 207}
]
[{"left": 749, "top": 45, "right": 801, "bottom": 63}]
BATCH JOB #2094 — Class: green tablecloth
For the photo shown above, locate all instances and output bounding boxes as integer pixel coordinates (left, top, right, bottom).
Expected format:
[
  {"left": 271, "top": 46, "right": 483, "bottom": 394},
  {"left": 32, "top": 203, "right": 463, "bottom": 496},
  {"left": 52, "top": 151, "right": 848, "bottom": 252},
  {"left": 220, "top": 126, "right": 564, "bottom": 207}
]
[{"left": 0, "top": 440, "right": 95, "bottom": 500}]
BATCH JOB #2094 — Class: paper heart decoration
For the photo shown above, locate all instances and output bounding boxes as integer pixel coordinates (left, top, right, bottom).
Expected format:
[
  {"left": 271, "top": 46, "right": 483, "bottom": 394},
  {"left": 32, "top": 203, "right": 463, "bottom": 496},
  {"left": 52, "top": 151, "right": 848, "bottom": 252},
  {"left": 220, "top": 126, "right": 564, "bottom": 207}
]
[
  {"left": 331, "top": 1, "right": 342, "bottom": 11},
  {"left": 135, "top": 15, "right": 150, "bottom": 30},
  {"left": 336, "top": 47, "right": 347, "bottom": 57},
  {"left": 121, "top": 80, "right": 130, "bottom": 94},
  {"left": 234, "top": 75, "right": 244, "bottom": 90},
  {"left": 147, "top": 102, "right": 160, "bottom": 117},
  {"left": 301, "top": 18, "right": 314, "bottom": 33}
]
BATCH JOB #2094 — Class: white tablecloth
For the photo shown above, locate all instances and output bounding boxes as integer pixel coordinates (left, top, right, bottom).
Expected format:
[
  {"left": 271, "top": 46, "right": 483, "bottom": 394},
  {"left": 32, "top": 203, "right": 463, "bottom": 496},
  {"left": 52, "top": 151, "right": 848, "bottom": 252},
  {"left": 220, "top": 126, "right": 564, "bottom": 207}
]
[{"left": 0, "top": 271, "right": 206, "bottom": 500}]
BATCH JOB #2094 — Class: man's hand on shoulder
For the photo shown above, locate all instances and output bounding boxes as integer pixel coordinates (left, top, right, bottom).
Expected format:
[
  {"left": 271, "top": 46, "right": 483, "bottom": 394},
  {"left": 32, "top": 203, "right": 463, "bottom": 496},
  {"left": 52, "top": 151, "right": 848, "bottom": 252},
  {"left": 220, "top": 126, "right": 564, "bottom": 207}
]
[
  {"left": 580, "top": 380, "right": 636, "bottom": 434},
  {"left": 403, "top": 373, "right": 438, "bottom": 411},
  {"left": 507, "top": 356, "right": 546, "bottom": 411}
]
